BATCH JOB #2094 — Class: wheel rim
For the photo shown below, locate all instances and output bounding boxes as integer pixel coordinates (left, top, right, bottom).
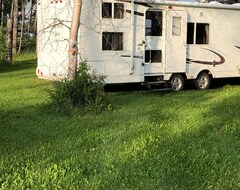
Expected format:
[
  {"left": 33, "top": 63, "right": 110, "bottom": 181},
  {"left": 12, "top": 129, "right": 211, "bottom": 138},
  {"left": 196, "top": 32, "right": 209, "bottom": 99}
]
[
  {"left": 171, "top": 77, "right": 183, "bottom": 91},
  {"left": 197, "top": 75, "right": 209, "bottom": 89}
]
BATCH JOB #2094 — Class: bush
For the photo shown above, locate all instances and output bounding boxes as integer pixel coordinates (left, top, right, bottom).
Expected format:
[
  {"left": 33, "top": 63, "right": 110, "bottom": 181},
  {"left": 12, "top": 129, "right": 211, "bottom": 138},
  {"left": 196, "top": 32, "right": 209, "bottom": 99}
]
[
  {"left": 0, "top": 26, "right": 6, "bottom": 62},
  {"left": 50, "top": 62, "right": 108, "bottom": 113}
]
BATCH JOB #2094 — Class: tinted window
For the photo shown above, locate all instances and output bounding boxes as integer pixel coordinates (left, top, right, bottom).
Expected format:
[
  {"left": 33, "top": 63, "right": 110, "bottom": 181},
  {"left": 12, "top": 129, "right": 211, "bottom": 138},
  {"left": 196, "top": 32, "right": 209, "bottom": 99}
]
[
  {"left": 146, "top": 11, "right": 162, "bottom": 36},
  {"left": 187, "top": 23, "right": 194, "bottom": 44},
  {"left": 145, "top": 50, "right": 162, "bottom": 63},
  {"left": 102, "top": 3, "right": 112, "bottom": 18},
  {"left": 196, "top": 23, "right": 209, "bottom": 44},
  {"left": 102, "top": 32, "right": 123, "bottom": 51},
  {"left": 114, "top": 3, "right": 124, "bottom": 19}
]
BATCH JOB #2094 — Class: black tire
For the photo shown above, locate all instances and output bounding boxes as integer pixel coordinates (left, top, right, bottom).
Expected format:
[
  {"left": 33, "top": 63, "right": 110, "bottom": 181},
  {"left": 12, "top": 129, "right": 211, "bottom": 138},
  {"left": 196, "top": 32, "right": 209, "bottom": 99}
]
[
  {"left": 169, "top": 74, "right": 185, "bottom": 91},
  {"left": 194, "top": 72, "right": 210, "bottom": 90}
]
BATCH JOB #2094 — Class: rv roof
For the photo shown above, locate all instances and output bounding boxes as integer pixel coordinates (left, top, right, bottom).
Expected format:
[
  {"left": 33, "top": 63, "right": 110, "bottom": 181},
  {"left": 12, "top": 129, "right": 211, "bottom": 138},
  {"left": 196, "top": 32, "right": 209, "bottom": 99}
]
[{"left": 135, "top": 0, "right": 240, "bottom": 10}]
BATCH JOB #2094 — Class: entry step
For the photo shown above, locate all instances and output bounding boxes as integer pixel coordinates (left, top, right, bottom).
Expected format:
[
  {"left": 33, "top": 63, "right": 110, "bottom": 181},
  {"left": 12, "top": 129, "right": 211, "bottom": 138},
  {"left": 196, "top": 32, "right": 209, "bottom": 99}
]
[{"left": 144, "top": 81, "right": 168, "bottom": 90}]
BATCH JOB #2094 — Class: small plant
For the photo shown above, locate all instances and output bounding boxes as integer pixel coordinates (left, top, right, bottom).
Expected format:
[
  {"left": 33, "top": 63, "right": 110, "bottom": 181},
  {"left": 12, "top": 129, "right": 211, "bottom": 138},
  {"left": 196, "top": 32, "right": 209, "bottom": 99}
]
[
  {"left": 0, "top": 26, "right": 6, "bottom": 62},
  {"left": 50, "top": 62, "right": 108, "bottom": 113}
]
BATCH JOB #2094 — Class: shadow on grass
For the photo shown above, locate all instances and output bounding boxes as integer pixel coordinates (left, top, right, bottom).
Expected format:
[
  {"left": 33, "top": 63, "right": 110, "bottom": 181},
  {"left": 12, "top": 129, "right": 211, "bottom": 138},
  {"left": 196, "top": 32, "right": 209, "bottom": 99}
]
[
  {"left": 0, "top": 85, "right": 239, "bottom": 189},
  {"left": 0, "top": 59, "right": 36, "bottom": 74}
]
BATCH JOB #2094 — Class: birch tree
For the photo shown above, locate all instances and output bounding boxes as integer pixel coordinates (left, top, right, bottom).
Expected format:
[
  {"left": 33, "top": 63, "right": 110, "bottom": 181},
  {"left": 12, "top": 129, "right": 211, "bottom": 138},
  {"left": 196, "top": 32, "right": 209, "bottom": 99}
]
[
  {"left": 6, "top": 18, "right": 12, "bottom": 62},
  {"left": 68, "top": 0, "right": 82, "bottom": 80},
  {"left": 27, "top": 0, "right": 32, "bottom": 41},
  {"left": 18, "top": 0, "right": 27, "bottom": 53},
  {"left": 12, "top": 0, "right": 18, "bottom": 54}
]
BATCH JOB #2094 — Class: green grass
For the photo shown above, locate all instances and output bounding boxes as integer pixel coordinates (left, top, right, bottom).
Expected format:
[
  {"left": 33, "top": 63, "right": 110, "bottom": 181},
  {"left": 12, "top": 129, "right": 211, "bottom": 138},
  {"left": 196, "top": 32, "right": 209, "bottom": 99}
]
[{"left": 0, "top": 51, "right": 240, "bottom": 189}]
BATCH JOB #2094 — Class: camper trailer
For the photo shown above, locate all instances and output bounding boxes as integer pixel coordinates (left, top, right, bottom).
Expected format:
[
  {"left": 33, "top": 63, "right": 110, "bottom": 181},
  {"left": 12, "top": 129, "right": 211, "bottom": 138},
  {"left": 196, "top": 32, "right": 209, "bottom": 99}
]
[{"left": 37, "top": 0, "right": 240, "bottom": 91}]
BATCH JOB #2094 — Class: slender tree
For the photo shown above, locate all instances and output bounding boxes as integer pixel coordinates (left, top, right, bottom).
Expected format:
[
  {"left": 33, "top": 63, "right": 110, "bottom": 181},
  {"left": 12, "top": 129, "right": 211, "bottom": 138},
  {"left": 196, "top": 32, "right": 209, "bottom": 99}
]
[
  {"left": 68, "top": 0, "right": 82, "bottom": 80},
  {"left": 27, "top": 0, "right": 33, "bottom": 41},
  {"left": 12, "top": 0, "right": 18, "bottom": 54},
  {"left": 33, "top": 8, "right": 37, "bottom": 36},
  {"left": 1, "top": 1, "right": 4, "bottom": 26},
  {"left": 18, "top": 0, "right": 27, "bottom": 53},
  {"left": 0, "top": 0, "right": 3, "bottom": 26},
  {"left": 6, "top": 18, "right": 12, "bottom": 62}
]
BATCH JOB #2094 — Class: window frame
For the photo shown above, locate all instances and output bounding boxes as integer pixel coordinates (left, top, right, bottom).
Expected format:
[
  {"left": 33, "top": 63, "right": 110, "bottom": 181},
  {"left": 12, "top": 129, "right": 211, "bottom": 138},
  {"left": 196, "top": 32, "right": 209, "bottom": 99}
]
[
  {"left": 196, "top": 23, "right": 209, "bottom": 45},
  {"left": 102, "top": 2, "right": 112, "bottom": 19},
  {"left": 145, "top": 11, "right": 163, "bottom": 36},
  {"left": 102, "top": 2, "right": 124, "bottom": 19},
  {"left": 102, "top": 32, "right": 124, "bottom": 51},
  {"left": 187, "top": 22, "right": 210, "bottom": 45}
]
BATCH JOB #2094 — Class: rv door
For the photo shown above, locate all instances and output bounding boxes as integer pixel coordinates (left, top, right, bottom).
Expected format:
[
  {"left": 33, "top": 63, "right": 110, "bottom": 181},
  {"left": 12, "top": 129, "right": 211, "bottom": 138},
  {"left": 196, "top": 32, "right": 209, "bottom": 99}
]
[
  {"left": 144, "top": 10, "right": 164, "bottom": 74},
  {"left": 165, "top": 10, "right": 187, "bottom": 73}
]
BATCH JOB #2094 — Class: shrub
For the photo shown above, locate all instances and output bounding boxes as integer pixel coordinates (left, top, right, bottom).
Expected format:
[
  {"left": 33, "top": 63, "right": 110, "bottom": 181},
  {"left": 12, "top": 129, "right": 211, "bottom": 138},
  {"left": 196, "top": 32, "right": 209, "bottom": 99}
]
[
  {"left": 50, "top": 62, "right": 108, "bottom": 113},
  {"left": 0, "top": 26, "right": 6, "bottom": 62}
]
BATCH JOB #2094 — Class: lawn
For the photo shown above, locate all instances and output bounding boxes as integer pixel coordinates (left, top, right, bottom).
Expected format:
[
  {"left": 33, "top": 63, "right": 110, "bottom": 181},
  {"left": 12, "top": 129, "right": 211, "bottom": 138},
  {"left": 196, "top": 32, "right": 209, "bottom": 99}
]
[{"left": 0, "top": 51, "right": 240, "bottom": 189}]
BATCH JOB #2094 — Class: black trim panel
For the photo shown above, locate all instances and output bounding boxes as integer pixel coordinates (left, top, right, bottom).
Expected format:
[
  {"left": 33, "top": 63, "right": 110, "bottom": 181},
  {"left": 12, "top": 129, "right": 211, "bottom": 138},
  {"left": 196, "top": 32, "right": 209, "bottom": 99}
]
[
  {"left": 115, "top": 0, "right": 152, "bottom": 7},
  {"left": 121, "top": 55, "right": 143, "bottom": 59},
  {"left": 126, "top": 9, "right": 144, "bottom": 16}
]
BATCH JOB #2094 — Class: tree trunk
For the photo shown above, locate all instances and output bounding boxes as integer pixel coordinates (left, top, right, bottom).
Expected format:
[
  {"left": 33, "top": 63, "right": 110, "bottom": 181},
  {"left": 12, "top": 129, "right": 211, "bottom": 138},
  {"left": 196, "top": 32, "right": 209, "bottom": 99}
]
[
  {"left": 1, "top": 1, "right": 4, "bottom": 26},
  {"left": 12, "top": 0, "right": 18, "bottom": 54},
  {"left": 33, "top": 9, "right": 37, "bottom": 36},
  {"left": 6, "top": 18, "right": 12, "bottom": 62},
  {"left": 10, "top": 0, "right": 13, "bottom": 19},
  {"left": 0, "top": 0, "right": 3, "bottom": 26},
  {"left": 68, "top": 0, "right": 82, "bottom": 80},
  {"left": 34, "top": 8, "right": 37, "bottom": 58},
  {"left": 18, "top": 0, "right": 27, "bottom": 53},
  {"left": 27, "top": 0, "right": 32, "bottom": 42}
]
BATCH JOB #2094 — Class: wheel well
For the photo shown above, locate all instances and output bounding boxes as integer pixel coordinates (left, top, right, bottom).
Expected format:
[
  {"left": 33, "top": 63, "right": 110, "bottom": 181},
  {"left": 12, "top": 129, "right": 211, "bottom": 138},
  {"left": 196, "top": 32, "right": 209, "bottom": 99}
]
[
  {"left": 169, "top": 73, "right": 187, "bottom": 81},
  {"left": 178, "top": 73, "right": 187, "bottom": 80},
  {"left": 198, "top": 70, "right": 213, "bottom": 79}
]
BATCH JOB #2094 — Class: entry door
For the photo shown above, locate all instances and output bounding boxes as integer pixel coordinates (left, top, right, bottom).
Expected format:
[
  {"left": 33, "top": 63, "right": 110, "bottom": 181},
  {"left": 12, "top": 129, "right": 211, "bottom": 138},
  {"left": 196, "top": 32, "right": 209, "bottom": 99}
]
[
  {"left": 165, "top": 10, "right": 187, "bottom": 73},
  {"left": 144, "top": 10, "right": 164, "bottom": 74}
]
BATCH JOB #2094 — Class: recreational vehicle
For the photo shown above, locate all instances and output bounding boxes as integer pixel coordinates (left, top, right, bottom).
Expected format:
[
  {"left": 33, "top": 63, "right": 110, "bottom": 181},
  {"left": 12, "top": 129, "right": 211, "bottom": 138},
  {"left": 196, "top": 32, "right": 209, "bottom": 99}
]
[{"left": 37, "top": 0, "right": 240, "bottom": 91}]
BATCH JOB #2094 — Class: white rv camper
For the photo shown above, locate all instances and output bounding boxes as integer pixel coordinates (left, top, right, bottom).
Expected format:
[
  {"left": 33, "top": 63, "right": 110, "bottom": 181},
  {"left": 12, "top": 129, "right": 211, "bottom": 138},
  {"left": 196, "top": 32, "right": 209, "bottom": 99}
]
[{"left": 37, "top": 0, "right": 240, "bottom": 91}]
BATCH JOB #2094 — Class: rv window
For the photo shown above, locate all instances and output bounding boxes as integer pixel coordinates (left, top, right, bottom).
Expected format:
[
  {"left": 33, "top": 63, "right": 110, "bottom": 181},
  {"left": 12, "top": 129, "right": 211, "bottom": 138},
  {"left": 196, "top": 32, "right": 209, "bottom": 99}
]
[
  {"left": 145, "top": 50, "right": 162, "bottom": 63},
  {"left": 114, "top": 3, "right": 124, "bottom": 19},
  {"left": 187, "top": 23, "right": 194, "bottom": 44},
  {"left": 146, "top": 11, "right": 162, "bottom": 36},
  {"left": 102, "top": 3, "right": 112, "bottom": 18},
  {"left": 172, "top": 17, "right": 181, "bottom": 36},
  {"left": 102, "top": 32, "right": 123, "bottom": 51},
  {"left": 196, "top": 23, "right": 209, "bottom": 44}
]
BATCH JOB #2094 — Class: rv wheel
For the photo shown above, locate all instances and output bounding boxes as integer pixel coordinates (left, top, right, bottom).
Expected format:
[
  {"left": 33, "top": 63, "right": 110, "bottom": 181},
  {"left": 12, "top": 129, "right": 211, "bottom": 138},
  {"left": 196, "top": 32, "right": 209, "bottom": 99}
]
[
  {"left": 194, "top": 72, "right": 210, "bottom": 90},
  {"left": 169, "top": 74, "right": 184, "bottom": 91}
]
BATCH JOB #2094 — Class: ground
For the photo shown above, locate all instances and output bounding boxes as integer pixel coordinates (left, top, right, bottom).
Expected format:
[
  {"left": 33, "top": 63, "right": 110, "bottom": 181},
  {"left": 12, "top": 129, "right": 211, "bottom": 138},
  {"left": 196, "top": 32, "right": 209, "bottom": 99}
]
[{"left": 0, "top": 51, "right": 239, "bottom": 189}]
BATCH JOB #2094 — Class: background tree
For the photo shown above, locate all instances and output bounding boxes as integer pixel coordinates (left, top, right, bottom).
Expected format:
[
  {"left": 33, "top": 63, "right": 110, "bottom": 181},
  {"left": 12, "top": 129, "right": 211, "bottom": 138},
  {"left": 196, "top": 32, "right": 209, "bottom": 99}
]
[
  {"left": 18, "top": 0, "right": 27, "bottom": 53},
  {"left": 6, "top": 18, "right": 12, "bottom": 62},
  {"left": 12, "top": 0, "right": 18, "bottom": 54},
  {"left": 0, "top": 0, "right": 3, "bottom": 26},
  {"left": 27, "top": 0, "right": 33, "bottom": 41}
]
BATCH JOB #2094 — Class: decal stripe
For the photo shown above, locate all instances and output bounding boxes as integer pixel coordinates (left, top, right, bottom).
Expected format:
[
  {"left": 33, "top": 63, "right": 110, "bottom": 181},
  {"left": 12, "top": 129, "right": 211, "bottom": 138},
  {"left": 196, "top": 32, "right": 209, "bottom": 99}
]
[{"left": 187, "top": 49, "right": 225, "bottom": 66}]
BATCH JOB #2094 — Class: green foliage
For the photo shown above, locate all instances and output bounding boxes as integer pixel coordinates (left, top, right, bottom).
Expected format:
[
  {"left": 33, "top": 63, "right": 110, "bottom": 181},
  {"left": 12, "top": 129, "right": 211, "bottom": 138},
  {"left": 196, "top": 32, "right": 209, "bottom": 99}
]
[
  {"left": 50, "top": 62, "right": 107, "bottom": 113},
  {"left": 0, "top": 26, "right": 6, "bottom": 62},
  {"left": 0, "top": 51, "right": 240, "bottom": 189}
]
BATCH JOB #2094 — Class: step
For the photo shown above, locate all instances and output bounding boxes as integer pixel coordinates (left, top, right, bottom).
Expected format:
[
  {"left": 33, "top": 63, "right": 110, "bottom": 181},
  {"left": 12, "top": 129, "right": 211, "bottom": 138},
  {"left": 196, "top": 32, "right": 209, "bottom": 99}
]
[{"left": 143, "top": 81, "right": 169, "bottom": 90}]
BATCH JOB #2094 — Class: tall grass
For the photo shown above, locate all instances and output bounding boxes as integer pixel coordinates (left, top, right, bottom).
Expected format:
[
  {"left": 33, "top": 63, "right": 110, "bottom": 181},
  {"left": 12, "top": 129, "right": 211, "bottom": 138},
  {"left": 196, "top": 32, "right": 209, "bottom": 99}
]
[{"left": 0, "top": 51, "right": 239, "bottom": 189}]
